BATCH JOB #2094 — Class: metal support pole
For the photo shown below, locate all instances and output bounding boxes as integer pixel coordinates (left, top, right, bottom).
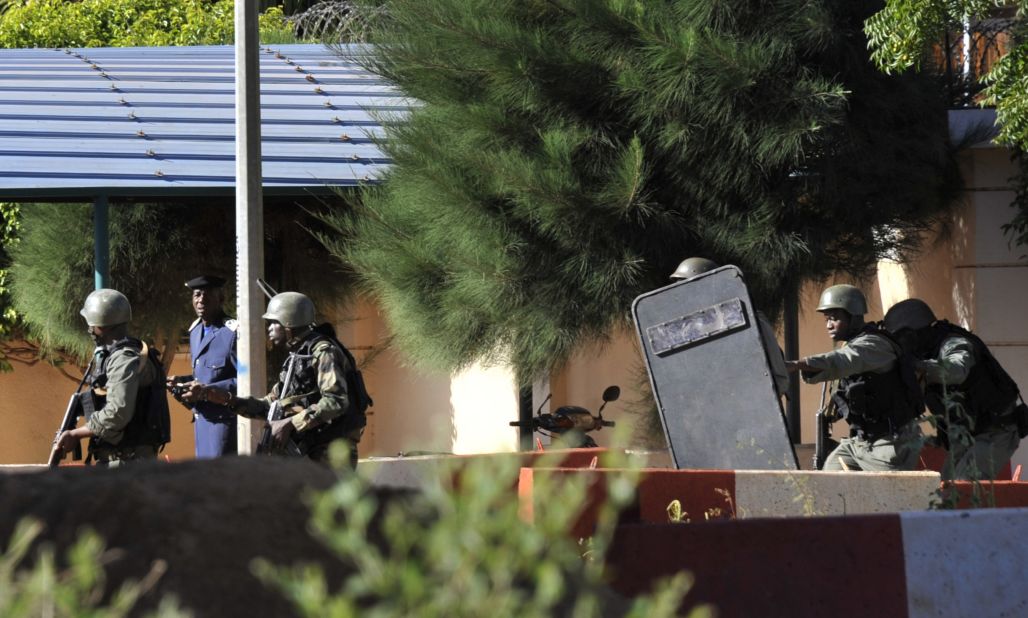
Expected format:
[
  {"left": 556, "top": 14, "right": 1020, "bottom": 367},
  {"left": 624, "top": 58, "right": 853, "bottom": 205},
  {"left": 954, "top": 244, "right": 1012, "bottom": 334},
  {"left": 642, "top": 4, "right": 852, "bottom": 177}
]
[
  {"left": 93, "top": 195, "right": 109, "bottom": 290},
  {"left": 518, "top": 384, "right": 533, "bottom": 451},
  {"left": 784, "top": 282, "right": 801, "bottom": 444},
  {"left": 235, "top": 0, "right": 266, "bottom": 455}
]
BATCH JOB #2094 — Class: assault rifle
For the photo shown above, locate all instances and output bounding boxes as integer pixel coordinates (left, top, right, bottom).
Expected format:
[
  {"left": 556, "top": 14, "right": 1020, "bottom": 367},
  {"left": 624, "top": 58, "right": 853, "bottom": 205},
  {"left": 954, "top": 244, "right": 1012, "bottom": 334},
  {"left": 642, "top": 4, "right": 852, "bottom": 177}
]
[
  {"left": 813, "top": 380, "right": 839, "bottom": 470},
  {"left": 256, "top": 349, "right": 306, "bottom": 457},
  {"left": 47, "top": 353, "right": 98, "bottom": 468},
  {"left": 254, "top": 278, "right": 304, "bottom": 457}
]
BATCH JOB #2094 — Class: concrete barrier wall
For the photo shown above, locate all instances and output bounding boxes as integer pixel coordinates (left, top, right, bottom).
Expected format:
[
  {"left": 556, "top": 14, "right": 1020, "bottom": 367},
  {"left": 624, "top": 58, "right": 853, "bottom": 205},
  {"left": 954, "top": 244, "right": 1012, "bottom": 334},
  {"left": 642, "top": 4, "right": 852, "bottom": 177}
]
[
  {"left": 359, "top": 448, "right": 607, "bottom": 489},
  {"left": 607, "top": 507, "right": 1028, "bottom": 618},
  {"left": 520, "top": 468, "right": 943, "bottom": 533}
]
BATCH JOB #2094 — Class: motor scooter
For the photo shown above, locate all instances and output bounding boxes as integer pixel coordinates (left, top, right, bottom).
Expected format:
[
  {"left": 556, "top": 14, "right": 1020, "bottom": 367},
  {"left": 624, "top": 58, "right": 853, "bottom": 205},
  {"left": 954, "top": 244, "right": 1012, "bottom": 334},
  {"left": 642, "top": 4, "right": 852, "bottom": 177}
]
[{"left": 510, "top": 385, "right": 619, "bottom": 448}]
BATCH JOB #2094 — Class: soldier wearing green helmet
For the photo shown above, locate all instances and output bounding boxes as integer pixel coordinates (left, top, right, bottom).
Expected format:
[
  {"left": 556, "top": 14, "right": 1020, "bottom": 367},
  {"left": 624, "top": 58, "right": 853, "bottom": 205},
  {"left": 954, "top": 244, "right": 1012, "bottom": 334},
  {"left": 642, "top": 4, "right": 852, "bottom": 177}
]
[
  {"left": 884, "top": 298, "right": 1026, "bottom": 480},
  {"left": 218, "top": 291, "right": 368, "bottom": 467},
  {"left": 53, "top": 289, "right": 169, "bottom": 466},
  {"left": 786, "top": 284, "right": 923, "bottom": 471}
]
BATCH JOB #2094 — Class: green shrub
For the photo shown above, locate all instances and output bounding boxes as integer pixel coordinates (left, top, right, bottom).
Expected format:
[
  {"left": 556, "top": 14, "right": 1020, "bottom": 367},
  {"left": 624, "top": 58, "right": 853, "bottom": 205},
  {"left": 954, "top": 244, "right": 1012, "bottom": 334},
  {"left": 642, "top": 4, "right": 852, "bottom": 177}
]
[
  {"left": 0, "top": 0, "right": 293, "bottom": 48},
  {"left": 0, "top": 518, "right": 190, "bottom": 618},
  {"left": 256, "top": 446, "right": 708, "bottom": 617},
  {"left": 0, "top": 202, "right": 20, "bottom": 372}
]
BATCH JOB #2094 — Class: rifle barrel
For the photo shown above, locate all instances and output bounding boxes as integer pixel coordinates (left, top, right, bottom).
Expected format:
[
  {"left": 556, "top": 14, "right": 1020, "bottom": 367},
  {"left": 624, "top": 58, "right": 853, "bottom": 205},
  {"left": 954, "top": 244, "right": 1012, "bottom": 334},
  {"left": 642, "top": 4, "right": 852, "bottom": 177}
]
[
  {"left": 256, "top": 278, "right": 278, "bottom": 300},
  {"left": 47, "top": 354, "right": 97, "bottom": 468}
]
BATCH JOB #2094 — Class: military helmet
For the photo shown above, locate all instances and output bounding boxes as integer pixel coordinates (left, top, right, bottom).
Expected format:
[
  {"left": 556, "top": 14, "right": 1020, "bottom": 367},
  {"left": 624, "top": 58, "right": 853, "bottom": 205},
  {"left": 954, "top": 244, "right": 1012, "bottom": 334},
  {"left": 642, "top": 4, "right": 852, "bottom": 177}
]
[
  {"left": 815, "top": 284, "right": 867, "bottom": 316},
  {"left": 883, "top": 298, "right": 936, "bottom": 333},
  {"left": 670, "top": 257, "right": 719, "bottom": 280},
  {"left": 262, "top": 292, "right": 315, "bottom": 328},
  {"left": 80, "top": 288, "right": 132, "bottom": 327}
]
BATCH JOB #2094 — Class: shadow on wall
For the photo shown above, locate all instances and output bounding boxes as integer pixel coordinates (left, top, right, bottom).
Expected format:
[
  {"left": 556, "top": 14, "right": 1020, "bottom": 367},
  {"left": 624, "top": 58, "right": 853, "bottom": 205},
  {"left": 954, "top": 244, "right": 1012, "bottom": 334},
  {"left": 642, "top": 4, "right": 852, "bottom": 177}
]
[{"left": 0, "top": 341, "right": 197, "bottom": 465}]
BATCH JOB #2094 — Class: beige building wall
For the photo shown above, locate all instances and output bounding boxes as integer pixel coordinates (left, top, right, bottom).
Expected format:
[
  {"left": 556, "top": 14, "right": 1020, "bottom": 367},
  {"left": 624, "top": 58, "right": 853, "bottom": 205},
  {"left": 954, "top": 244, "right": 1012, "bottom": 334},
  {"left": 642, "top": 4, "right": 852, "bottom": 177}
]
[
  {"left": 0, "top": 343, "right": 198, "bottom": 464},
  {"left": 333, "top": 296, "right": 519, "bottom": 458}
]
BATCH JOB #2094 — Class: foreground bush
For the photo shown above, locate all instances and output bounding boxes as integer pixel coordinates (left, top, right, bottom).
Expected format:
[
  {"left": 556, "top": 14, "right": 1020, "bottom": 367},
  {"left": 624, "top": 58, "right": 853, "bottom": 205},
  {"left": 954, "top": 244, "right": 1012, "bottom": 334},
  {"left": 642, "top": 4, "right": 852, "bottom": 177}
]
[
  {"left": 257, "top": 446, "right": 706, "bottom": 617},
  {"left": 0, "top": 518, "right": 189, "bottom": 618},
  {"left": 1, "top": 449, "right": 704, "bottom": 617}
]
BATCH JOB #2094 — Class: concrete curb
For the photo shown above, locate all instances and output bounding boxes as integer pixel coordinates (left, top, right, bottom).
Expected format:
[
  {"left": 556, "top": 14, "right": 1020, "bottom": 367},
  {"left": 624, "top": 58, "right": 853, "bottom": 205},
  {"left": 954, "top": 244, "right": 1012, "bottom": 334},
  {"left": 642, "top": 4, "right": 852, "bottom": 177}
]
[{"left": 359, "top": 448, "right": 607, "bottom": 489}]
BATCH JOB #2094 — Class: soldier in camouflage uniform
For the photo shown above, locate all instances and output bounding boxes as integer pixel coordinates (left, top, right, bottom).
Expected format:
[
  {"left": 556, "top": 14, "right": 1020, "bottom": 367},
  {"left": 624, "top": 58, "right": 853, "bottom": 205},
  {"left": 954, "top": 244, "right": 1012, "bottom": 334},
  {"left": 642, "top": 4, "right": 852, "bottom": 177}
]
[
  {"left": 222, "top": 292, "right": 365, "bottom": 467},
  {"left": 786, "top": 285, "right": 923, "bottom": 472},
  {"left": 55, "top": 289, "right": 165, "bottom": 466}
]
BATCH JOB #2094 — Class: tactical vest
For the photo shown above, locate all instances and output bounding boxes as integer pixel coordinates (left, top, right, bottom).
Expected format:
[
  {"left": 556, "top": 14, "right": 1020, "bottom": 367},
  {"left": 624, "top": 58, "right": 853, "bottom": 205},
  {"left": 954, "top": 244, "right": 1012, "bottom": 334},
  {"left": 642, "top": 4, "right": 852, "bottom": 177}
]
[
  {"left": 280, "top": 332, "right": 368, "bottom": 451},
  {"left": 87, "top": 338, "right": 171, "bottom": 451},
  {"left": 832, "top": 325, "right": 921, "bottom": 440},
  {"left": 924, "top": 322, "right": 1019, "bottom": 431}
]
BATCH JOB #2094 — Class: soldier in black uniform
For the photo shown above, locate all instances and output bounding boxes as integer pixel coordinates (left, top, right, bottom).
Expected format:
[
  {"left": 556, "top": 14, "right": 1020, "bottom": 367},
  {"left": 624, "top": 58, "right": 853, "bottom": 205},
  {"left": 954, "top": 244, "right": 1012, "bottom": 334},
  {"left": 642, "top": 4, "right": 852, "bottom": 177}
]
[
  {"left": 786, "top": 285, "right": 922, "bottom": 471},
  {"left": 884, "top": 298, "right": 1025, "bottom": 479}
]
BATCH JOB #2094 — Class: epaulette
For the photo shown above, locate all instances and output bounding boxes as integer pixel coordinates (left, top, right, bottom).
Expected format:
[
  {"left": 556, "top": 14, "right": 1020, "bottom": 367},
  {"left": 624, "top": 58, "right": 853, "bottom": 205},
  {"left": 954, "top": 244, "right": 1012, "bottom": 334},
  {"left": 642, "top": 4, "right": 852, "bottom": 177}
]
[
  {"left": 188, "top": 318, "right": 201, "bottom": 332},
  {"left": 225, "top": 318, "right": 239, "bottom": 332}
]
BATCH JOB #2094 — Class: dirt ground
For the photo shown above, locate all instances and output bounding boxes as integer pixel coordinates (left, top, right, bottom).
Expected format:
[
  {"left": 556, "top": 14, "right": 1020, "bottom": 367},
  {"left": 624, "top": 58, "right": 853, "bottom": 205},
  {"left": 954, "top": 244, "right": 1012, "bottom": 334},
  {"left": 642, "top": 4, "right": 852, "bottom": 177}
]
[{"left": 0, "top": 457, "right": 357, "bottom": 617}]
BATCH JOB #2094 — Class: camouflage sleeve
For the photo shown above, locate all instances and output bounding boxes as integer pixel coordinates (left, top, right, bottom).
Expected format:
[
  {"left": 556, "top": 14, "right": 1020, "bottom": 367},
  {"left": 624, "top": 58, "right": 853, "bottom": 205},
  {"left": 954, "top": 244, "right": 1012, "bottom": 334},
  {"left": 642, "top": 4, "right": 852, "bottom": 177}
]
[
  {"left": 801, "top": 333, "right": 897, "bottom": 383},
  {"left": 234, "top": 383, "right": 278, "bottom": 419},
  {"left": 86, "top": 348, "right": 145, "bottom": 444},
  {"left": 919, "top": 335, "right": 974, "bottom": 386},
  {"left": 290, "top": 341, "right": 350, "bottom": 432}
]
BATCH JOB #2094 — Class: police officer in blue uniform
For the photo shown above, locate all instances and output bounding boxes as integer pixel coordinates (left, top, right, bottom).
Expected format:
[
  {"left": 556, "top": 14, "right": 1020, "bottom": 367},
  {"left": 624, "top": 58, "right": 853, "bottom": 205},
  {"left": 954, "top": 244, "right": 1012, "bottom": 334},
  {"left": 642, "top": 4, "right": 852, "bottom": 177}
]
[{"left": 166, "top": 275, "right": 238, "bottom": 458}]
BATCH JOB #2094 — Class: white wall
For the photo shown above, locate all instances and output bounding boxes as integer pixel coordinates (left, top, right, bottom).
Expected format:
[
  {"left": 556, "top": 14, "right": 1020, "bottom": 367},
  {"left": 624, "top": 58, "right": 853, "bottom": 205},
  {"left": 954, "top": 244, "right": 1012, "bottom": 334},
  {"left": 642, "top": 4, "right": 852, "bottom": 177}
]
[{"left": 962, "top": 146, "right": 1028, "bottom": 471}]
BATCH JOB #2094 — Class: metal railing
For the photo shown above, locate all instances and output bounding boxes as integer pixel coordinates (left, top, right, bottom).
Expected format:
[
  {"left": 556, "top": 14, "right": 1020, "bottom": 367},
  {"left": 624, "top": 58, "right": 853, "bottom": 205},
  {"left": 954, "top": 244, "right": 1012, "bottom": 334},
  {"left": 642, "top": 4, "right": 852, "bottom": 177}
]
[{"left": 933, "top": 13, "right": 1018, "bottom": 108}]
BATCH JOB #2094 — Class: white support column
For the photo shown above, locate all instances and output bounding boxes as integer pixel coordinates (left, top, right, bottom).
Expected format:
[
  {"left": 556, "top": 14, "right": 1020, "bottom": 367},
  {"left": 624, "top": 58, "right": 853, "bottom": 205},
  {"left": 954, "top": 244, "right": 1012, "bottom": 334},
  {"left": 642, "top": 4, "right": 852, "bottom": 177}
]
[{"left": 235, "top": 0, "right": 265, "bottom": 454}]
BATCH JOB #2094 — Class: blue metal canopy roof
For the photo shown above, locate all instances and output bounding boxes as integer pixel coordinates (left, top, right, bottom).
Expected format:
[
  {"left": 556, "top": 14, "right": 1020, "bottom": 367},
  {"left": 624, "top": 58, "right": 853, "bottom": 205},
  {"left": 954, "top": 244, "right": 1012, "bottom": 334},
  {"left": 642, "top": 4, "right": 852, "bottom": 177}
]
[{"left": 0, "top": 44, "right": 401, "bottom": 200}]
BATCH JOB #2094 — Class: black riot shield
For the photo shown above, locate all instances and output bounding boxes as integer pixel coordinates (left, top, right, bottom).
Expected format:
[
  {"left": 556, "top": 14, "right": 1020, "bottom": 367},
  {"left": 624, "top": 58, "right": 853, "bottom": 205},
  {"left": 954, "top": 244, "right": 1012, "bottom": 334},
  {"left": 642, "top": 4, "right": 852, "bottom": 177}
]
[{"left": 632, "top": 265, "right": 798, "bottom": 470}]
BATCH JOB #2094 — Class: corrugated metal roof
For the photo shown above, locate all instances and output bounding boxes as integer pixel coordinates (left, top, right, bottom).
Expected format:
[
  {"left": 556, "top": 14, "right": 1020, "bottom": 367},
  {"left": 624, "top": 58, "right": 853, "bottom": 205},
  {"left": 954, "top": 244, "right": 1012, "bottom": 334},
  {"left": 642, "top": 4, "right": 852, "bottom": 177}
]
[{"left": 0, "top": 44, "right": 401, "bottom": 200}]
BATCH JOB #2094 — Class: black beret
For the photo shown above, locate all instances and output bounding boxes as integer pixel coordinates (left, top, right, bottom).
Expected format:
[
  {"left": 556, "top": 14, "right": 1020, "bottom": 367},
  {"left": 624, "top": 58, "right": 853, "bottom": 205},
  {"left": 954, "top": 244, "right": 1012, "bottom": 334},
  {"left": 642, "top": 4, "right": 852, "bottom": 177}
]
[{"left": 184, "top": 275, "right": 227, "bottom": 289}]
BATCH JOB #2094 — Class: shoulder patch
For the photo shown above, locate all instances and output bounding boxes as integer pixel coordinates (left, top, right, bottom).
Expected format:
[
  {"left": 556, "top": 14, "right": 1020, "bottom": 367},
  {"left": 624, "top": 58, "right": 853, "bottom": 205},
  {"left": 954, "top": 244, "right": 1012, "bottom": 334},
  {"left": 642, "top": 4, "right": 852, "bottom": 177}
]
[
  {"left": 224, "top": 319, "right": 239, "bottom": 332},
  {"left": 189, "top": 318, "right": 201, "bottom": 331}
]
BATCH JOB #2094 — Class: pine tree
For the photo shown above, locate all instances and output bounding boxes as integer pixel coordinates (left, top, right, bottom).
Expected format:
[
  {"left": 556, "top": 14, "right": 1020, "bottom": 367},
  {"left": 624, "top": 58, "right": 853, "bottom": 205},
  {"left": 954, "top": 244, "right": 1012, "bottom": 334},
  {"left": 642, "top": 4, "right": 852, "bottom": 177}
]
[{"left": 319, "top": 0, "right": 960, "bottom": 381}]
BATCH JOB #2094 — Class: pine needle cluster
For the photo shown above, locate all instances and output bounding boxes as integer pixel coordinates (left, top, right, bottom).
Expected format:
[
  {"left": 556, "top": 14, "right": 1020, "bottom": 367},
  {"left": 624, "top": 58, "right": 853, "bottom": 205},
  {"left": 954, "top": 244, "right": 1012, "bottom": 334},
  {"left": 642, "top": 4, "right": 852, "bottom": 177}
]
[
  {"left": 319, "top": 0, "right": 961, "bottom": 381},
  {"left": 9, "top": 203, "right": 205, "bottom": 360},
  {"left": 9, "top": 201, "right": 354, "bottom": 363}
]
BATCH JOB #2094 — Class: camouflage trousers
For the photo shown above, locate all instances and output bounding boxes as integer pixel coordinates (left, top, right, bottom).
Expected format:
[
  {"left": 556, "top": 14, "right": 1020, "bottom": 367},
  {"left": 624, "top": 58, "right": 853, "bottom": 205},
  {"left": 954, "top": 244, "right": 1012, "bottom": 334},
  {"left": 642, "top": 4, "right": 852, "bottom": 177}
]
[{"left": 824, "top": 421, "right": 923, "bottom": 472}]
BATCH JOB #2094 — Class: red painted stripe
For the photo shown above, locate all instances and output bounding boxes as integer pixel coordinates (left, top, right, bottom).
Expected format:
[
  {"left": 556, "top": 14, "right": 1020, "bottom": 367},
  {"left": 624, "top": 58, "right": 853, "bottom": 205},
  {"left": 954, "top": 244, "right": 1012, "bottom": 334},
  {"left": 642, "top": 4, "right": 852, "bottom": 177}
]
[
  {"left": 606, "top": 515, "right": 907, "bottom": 618},
  {"left": 917, "top": 444, "right": 1012, "bottom": 480},
  {"left": 517, "top": 468, "right": 612, "bottom": 537},
  {"left": 946, "top": 481, "right": 1028, "bottom": 508},
  {"left": 519, "top": 468, "right": 740, "bottom": 534},
  {"left": 636, "top": 469, "right": 737, "bottom": 523}
]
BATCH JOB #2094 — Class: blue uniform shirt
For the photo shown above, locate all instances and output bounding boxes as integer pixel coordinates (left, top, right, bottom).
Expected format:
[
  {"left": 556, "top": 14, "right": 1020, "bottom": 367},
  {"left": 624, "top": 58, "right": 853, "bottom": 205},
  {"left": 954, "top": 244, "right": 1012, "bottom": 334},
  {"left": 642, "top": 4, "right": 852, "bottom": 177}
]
[{"left": 188, "top": 315, "right": 238, "bottom": 458}]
